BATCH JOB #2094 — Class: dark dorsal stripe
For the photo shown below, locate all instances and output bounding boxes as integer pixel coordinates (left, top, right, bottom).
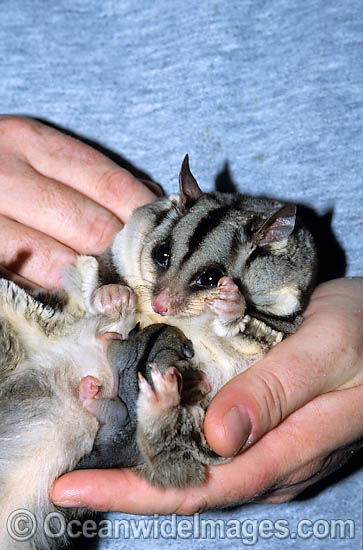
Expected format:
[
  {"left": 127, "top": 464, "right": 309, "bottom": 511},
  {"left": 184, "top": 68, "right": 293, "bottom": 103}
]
[
  {"left": 153, "top": 207, "right": 170, "bottom": 227},
  {"left": 137, "top": 324, "right": 170, "bottom": 377},
  {"left": 154, "top": 201, "right": 182, "bottom": 233},
  {"left": 181, "top": 206, "right": 231, "bottom": 264}
]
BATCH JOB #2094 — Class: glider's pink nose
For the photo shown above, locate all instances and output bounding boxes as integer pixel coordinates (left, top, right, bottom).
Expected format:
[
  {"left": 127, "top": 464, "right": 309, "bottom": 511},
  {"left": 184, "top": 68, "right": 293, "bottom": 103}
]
[
  {"left": 151, "top": 287, "right": 178, "bottom": 316},
  {"left": 151, "top": 299, "right": 169, "bottom": 316}
]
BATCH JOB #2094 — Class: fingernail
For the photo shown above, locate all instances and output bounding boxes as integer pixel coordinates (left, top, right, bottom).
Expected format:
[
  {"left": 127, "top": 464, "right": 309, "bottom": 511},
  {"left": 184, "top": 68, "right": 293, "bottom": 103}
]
[
  {"left": 222, "top": 406, "right": 252, "bottom": 456},
  {"left": 53, "top": 500, "right": 88, "bottom": 508}
]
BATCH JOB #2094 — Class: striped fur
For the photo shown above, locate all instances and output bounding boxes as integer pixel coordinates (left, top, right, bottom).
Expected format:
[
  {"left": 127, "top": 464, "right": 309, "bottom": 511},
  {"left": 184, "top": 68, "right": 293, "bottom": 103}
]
[
  {"left": 101, "top": 158, "right": 317, "bottom": 487},
  {"left": 112, "top": 187, "right": 317, "bottom": 374},
  {"left": 0, "top": 158, "right": 318, "bottom": 532}
]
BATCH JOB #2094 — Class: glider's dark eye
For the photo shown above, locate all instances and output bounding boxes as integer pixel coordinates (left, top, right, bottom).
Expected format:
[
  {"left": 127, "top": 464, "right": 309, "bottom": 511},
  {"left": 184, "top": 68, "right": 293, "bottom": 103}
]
[
  {"left": 183, "top": 339, "right": 194, "bottom": 359},
  {"left": 152, "top": 241, "right": 171, "bottom": 269},
  {"left": 194, "top": 267, "right": 224, "bottom": 288}
]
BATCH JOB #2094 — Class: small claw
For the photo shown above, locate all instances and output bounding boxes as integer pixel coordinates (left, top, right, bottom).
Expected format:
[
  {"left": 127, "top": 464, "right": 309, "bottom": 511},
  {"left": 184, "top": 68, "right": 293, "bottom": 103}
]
[
  {"left": 138, "top": 371, "right": 146, "bottom": 385},
  {"left": 150, "top": 363, "right": 160, "bottom": 375},
  {"left": 143, "top": 365, "right": 181, "bottom": 410},
  {"left": 93, "top": 284, "right": 136, "bottom": 317},
  {"left": 150, "top": 363, "right": 164, "bottom": 387},
  {"left": 138, "top": 371, "right": 155, "bottom": 399},
  {"left": 166, "top": 366, "right": 183, "bottom": 392},
  {"left": 205, "top": 276, "right": 246, "bottom": 323},
  {"left": 200, "top": 372, "right": 212, "bottom": 394},
  {"left": 165, "top": 370, "right": 175, "bottom": 383}
]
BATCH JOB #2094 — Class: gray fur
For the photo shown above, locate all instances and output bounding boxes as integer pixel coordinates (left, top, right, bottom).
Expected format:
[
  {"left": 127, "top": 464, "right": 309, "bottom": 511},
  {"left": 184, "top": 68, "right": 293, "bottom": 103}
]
[
  {"left": 82, "top": 156, "right": 318, "bottom": 488},
  {"left": 79, "top": 324, "right": 220, "bottom": 487},
  {"left": 0, "top": 278, "right": 115, "bottom": 550},
  {"left": 0, "top": 156, "right": 318, "bottom": 540}
]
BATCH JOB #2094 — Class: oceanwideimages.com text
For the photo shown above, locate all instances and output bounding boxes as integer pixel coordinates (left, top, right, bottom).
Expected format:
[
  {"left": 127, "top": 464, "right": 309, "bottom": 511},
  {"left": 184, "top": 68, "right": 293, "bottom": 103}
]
[{"left": 7, "top": 510, "right": 356, "bottom": 545}]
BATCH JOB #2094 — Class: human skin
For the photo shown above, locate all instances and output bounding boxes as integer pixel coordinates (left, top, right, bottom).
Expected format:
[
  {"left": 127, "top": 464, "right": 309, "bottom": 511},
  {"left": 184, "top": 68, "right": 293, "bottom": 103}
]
[
  {"left": 52, "top": 278, "right": 363, "bottom": 512},
  {"left": 0, "top": 115, "right": 158, "bottom": 288},
  {"left": 0, "top": 116, "right": 362, "bottom": 513}
]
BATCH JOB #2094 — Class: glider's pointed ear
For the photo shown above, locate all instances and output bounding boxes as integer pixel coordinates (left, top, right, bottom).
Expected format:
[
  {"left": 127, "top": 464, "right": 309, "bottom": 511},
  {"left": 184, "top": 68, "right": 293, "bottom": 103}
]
[
  {"left": 253, "top": 204, "right": 297, "bottom": 246},
  {"left": 179, "top": 154, "right": 202, "bottom": 209}
]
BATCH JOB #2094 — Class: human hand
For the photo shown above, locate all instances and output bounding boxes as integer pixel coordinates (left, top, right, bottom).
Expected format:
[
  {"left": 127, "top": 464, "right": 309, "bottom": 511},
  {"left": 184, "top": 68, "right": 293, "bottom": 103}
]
[
  {"left": 0, "top": 116, "right": 159, "bottom": 288},
  {"left": 52, "top": 277, "right": 363, "bottom": 512}
]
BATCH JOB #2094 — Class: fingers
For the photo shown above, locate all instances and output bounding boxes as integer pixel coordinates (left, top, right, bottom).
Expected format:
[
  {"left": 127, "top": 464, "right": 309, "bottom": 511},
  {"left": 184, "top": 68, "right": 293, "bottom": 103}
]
[
  {"left": 0, "top": 156, "right": 122, "bottom": 255},
  {"left": 0, "top": 265, "right": 41, "bottom": 290},
  {"left": 52, "top": 383, "right": 363, "bottom": 514},
  {"left": 252, "top": 383, "right": 363, "bottom": 503},
  {"left": 206, "top": 384, "right": 363, "bottom": 508},
  {"left": 205, "top": 278, "right": 363, "bottom": 457},
  {"left": 0, "top": 116, "right": 158, "bottom": 286},
  {"left": 0, "top": 116, "right": 157, "bottom": 223},
  {"left": 51, "top": 468, "right": 193, "bottom": 514},
  {"left": 0, "top": 215, "right": 77, "bottom": 288},
  {"left": 257, "top": 442, "right": 361, "bottom": 503}
]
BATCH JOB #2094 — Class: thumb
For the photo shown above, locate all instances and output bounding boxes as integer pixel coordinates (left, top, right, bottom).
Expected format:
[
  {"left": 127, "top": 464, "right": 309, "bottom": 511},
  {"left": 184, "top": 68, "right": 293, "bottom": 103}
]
[{"left": 204, "top": 279, "right": 363, "bottom": 457}]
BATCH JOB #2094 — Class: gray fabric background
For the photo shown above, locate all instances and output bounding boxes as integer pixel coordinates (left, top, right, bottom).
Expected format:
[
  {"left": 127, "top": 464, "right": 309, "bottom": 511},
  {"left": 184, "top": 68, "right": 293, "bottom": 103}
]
[{"left": 1, "top": 0, "right": 362, "bottom": 548}]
